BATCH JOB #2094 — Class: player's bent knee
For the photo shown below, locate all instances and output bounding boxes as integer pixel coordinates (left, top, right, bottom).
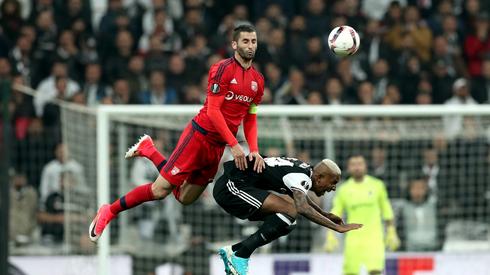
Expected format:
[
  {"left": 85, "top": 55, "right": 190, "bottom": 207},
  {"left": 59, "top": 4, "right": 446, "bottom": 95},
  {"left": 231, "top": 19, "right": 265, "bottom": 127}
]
[
  {"left": 151, "top": 176, "right": 173, "bottom": 199},
  {"left": 260, "top": 213, "right": 297, "bottom": 243},
  {"left": 275, "top": 213, "right": 297, "bottom": 234}
]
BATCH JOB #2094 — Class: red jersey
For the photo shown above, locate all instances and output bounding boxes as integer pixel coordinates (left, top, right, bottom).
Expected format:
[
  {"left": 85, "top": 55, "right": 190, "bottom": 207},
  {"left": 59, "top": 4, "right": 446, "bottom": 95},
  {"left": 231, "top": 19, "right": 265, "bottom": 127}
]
[{"left": 193, "top": 57, "right": 264, "bottom": 144}]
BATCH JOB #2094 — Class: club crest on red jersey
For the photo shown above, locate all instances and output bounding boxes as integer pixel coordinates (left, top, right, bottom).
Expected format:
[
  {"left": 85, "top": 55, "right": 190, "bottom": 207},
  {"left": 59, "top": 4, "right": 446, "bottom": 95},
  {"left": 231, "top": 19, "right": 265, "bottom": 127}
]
[
  {"left": 171, "top": 166, "right": 180, "bottom": 175},
  {"left": 251, "top": 81, "right": 258, "bottom": 92}
]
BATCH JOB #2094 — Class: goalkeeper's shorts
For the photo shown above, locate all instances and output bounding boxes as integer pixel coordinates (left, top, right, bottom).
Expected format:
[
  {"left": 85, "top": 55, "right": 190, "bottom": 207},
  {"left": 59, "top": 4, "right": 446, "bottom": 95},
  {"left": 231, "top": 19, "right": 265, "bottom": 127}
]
[
  {"left": 161, "top": 120, "right": 225, "bottom": 187},
  {"left": 343, "top": 243, "right": 385, "bottom": 274}
]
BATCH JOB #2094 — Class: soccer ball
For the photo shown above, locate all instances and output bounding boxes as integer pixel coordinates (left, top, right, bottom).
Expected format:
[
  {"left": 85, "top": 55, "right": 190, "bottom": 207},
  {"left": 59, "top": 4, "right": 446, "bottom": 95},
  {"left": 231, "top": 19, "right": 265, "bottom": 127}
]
[{"left": 327, "top": 26, "right": 360, "bottom": 57}]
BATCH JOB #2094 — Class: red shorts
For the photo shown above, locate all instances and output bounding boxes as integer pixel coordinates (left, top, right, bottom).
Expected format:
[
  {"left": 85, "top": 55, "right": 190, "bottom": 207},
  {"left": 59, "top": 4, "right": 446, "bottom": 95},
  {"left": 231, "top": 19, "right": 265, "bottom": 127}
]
[{"left": 161, "top": 120, "right": 225, "bottom": 187}]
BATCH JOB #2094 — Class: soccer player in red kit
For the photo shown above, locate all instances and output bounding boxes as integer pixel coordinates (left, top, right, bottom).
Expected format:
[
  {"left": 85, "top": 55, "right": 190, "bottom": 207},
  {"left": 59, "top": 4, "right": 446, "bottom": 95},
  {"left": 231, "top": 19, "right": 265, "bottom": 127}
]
[{"left": 89, "top": 24, "right": 266, "bottom": 242}]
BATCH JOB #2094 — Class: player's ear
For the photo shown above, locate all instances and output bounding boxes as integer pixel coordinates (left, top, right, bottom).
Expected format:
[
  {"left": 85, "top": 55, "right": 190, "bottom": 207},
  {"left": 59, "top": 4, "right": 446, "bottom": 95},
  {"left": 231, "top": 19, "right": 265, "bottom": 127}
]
[{"left": 231, "top": 40, "right": 238, "bottom": 50}]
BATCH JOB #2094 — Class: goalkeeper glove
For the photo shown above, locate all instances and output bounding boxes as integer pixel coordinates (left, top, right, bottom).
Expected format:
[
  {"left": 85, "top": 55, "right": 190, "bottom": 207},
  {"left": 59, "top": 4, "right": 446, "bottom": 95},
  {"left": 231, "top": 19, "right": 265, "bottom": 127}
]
[
  {"left": 324, "top": 231, "right": 339, "bottom": 252},
  {"left": 385, "top": 225, "right": 400, "bottom": 251}
]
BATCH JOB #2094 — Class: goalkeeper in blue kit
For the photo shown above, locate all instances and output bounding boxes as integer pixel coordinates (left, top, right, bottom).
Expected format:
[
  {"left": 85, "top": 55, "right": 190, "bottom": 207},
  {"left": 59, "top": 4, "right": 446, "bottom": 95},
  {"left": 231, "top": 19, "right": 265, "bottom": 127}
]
[
  {"left": 213, "top": 157, "right": 363, "bottom": 275},
  {"left": 324, "top": 155, "right": 400, "bottom": 275}
]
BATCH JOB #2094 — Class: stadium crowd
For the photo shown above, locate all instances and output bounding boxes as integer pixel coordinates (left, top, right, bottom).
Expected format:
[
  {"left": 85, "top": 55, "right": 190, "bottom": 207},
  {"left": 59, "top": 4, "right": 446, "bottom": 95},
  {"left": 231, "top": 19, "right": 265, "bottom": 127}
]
[{"left": 2, "top": 0, "right": 490, "bottom": 262}]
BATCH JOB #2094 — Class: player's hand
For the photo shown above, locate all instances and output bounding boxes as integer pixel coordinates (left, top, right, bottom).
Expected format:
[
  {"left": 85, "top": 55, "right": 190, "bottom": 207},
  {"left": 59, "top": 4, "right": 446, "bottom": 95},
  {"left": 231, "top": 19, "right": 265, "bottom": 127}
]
[
  {"left": 326, "top": 213, "right": 344, "bottom": 225},
  {"left": 248, "top": 151, "right": 265, "bottom": 173},
  {"left": 385, "top": 225, "right": 400, "bottom": 251},
  {"left": 335, "top": 223, "right": 363, "bottom": 233},
  {"left": 324, "top": 231, "right": 339, "bottom": 252},
  {"left": 231, "top": 143, "right": 247, "bottom": 170}
]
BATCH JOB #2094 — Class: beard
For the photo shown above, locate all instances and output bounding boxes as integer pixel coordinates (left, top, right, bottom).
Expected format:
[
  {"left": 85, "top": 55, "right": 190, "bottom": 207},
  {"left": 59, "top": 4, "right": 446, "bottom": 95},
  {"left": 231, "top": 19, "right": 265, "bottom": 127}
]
[{"left": 237, "top": 47, "right": 255, "bottom": 61}]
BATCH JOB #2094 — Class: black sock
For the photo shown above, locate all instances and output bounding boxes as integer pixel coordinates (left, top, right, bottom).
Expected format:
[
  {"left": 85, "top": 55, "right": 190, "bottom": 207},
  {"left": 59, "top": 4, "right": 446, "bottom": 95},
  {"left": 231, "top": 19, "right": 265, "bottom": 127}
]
[{"left": 235, "top": 213, "right": 295, "bottom": 258}]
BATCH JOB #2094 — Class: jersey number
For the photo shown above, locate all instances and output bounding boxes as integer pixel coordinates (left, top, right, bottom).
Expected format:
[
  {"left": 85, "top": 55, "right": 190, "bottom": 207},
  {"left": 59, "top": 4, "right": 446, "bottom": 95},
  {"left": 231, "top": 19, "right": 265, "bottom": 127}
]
[{"left": 264, "top": 157, "right": 294, "bottom": 167}]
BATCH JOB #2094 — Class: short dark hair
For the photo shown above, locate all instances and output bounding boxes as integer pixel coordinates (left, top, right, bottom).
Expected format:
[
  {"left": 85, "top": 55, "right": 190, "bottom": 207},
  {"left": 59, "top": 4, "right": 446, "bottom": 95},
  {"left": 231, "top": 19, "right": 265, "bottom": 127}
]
[{"left": 232, "top": 24, "right": 256, "bottom": 41}]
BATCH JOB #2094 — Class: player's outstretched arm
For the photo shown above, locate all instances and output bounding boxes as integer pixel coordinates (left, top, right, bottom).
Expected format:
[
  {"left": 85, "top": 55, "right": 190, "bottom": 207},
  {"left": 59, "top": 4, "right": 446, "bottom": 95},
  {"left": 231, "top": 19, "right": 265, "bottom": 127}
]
[
  {"left": 306, "top": 195, "right": 344, "bottom": 225},
  {"left": 293, "top": 190, "right": 362, "bottom": 233}
]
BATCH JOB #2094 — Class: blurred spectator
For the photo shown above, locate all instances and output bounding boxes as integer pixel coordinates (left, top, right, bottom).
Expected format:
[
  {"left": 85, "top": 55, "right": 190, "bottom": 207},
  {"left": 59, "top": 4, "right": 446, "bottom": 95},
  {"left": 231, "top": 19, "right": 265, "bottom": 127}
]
[
  {"left": 303, "top": 0, "right": 329, "bottom": 37},
  {"left": 126, "top": 55, "right": 148, "bottom": 93},
  {"left": 440, "top": 15, "right": 463, "bottom": 56},
  {"left": 384, "top": 83, "right": 401, "bottom": 104},
  {"left": 37, "top": 143, "right": 88, "bottom": 244},
  {"left": 184, "top": 34, "right": 210, "bottom": 83},
  {"left": 9, "top": 33, "right": 33, "bottom": 86},
  {"left": 165, "top": 53, "right": 189, "bottom": 94},
  {"left": 464, "top": 12, "right": 490, "bottom": 77},
  {"left": 274, "top": 69, "right": 308, "bottom": 104},
  {"left": 324, "top": 77, "right": 346, "bottom": 105},
  {"left": 306, "top": 90, "right": 324, "bottom": 105},
  {"left": 428, "top": 0, "right": 453, "bottom": 35},
  {"left": 9, "top": 171, "right": 38, "bottom": 245},
  {"left": 431, "top": 56, "right": 457, "bottom": 104},
  {"left": 107, "top": 78, "right": 137, "bottom": 104},
  {"left": 0, "top": 57, "right": 12, "bottom": 81},
  {"left": 385, "top": 5, "right": 433, "bottom": 62},
  {"left": 420, "top": 147, "right": 441, "bottom": 193},
  {"left": 177, "top": 7, "right": 207, "bottom": 46},
  {"left": 363, "top": 0, "right": 401, "bottom": 21},
  {"left": 41, "top": 76, "right": 67, "bottom": 129},
  {"left": 399, "top": 177, "right": 439, "bottom": 251},
  {"left": 264, "top": 3, "right": 287, "bottom": 29},
  {"left": 356, "top": 81, "right": 375, "bottom": 104},
  {"left": 357, "top": 19, "right": 392, "bottom": 76},
  {"left": 370, "top": 59, "right": 391, "bottom": 103},
  {"left": 335, "top": 58, "right": 358, "bottom": 100},
  {"left": 263, "top": 62, "right": 285, "bottom": 96},
  {"left": 302, "top": 36, "right": 328, "bottom": 91},
  {"left": 144, "top": 33, "right": 169, "bottom": 72},
  {"left": 56, "top": 0, "right": 92, "bottom": 34},
  {"left": 14, "top": 118, "right": 58, "bottom": 189},
  {"left": 443, "top": 78, "right": 478, "bottom": 139},
  {"left": 140, "top": 70, "right": 177, "bottom": 104},
  {"left": 10, "top": 75, "right": 35, "bottom": 139},
  {"left": 415, "top": 90, "right": 432, "bottom": 104},
  {"left": 0, "top": 0, "right": 23, "bottom": 44},
  {"left": 471, "top": 57, "right": 490, "bottom": 103},
  {"left": 432, "top": 36, "right": 467, "bottom": 80},
  {"left": 55, "top": 30, "right": 83, "bottom": 81},
  {"left": 34, "top": 60, "right": 80, "bottom": 117},
  {"left": 104, "top": 30, "right": 135, "bottom": 82},
  {"left": 33, "top": 9, "right": 58, "bottom": 75},
  {"left": 39, "top": 143, "right": 86, "bottom": 206},
  {"left": 370, "top": 146, "right": 401, "bottom": 197},
  {"left": 258, "top": 28, "right": 289, "bottom": 72},
  {"left": 139, "top": 8, "right": 181, "bottom": 53},
  {"left": 82, "top": 63, "right": 109, "bottom": 106},
  {"left": 182, "top": 84, "right": 203, "bottom": 104},
  {"left": 287, "top": 16, "right": 308, "bottom": 68}
]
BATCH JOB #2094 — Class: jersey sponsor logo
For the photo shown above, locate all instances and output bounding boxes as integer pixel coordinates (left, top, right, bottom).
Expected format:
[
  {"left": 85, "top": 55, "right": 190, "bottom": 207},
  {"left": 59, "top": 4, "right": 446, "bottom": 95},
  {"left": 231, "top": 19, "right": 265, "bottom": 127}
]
[
  {"left": 251, "top": 81, "right": 258, "bottom": 92},
  {"left": 224, "top": 91, "right": 254, "bottom": 103},
  {"left": 230, "top": 78, "right": 238, "bottom": 84},
  {"left": 211, "top": 83, "right": 220, "bottom": 94},
  {"left": 171, "top": 166, "right": 180, "bottom": 175}
]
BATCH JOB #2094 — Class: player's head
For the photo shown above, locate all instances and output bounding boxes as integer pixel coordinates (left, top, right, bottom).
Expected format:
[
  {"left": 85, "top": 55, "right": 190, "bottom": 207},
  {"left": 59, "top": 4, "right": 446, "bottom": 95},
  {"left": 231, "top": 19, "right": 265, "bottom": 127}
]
[
  {"left": 347, "top": 154, "right": 367, "bottom": 180},
  {"left": 311, "top": 159, "right": 341, "bottom": 196},
  {"left": 231, "top": 24, "right": 257, "bottom": 61}
]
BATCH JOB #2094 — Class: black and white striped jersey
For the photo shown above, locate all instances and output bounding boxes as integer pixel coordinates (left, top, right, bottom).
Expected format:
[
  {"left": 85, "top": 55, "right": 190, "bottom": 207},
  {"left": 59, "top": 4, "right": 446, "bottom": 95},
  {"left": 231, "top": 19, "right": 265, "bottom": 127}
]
[{"left": 222, "top": 156, "right": 313, "bottom": 196}]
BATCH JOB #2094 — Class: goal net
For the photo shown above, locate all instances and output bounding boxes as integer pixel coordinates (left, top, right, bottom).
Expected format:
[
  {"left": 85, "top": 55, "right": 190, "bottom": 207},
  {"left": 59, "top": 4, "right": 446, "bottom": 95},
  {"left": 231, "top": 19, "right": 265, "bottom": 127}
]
[{"left": 60, "top": 105, "right": 490, "bottom": 275}]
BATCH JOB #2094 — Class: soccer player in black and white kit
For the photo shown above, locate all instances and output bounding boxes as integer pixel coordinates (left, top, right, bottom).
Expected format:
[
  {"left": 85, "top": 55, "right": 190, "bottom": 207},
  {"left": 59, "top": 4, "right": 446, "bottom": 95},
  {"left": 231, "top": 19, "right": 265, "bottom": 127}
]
[{"left": 213, "top": 157, "right": 363, "bottom": 275}]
